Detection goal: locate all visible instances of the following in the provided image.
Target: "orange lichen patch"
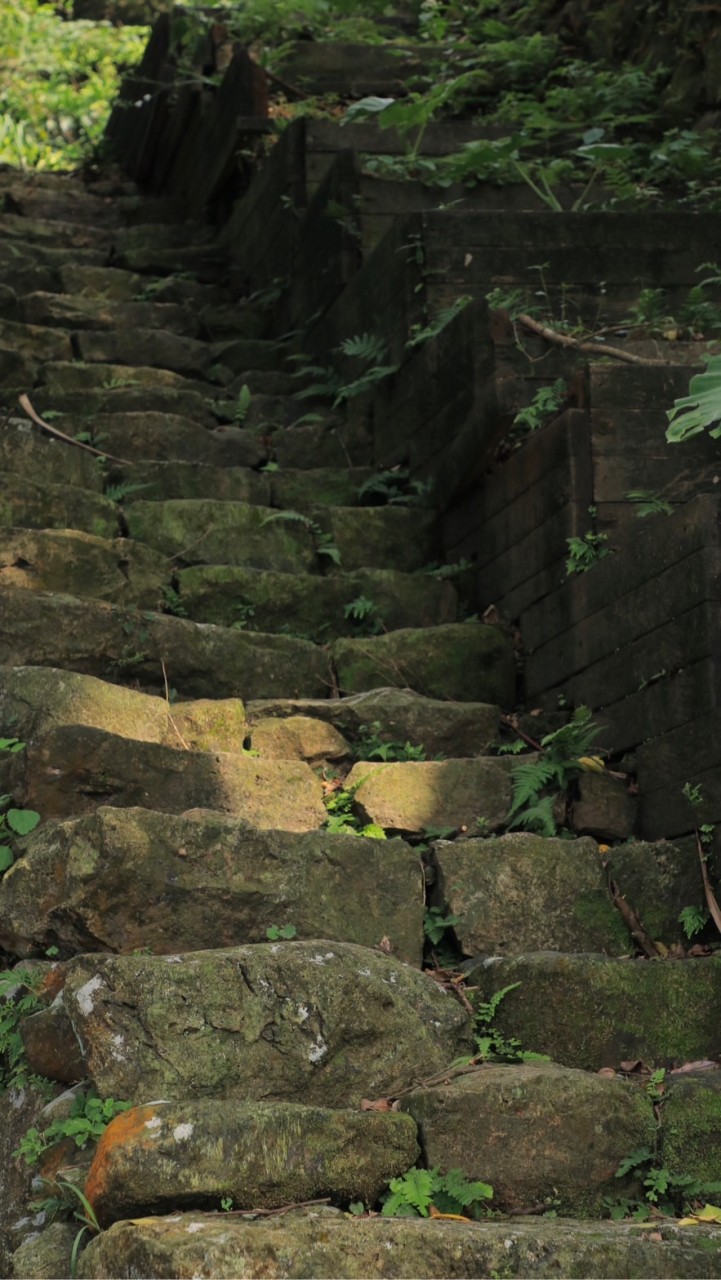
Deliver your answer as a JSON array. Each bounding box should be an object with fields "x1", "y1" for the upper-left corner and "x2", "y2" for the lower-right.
[
  {"x1": 85, "y1": 1105, "x2": 162, "y2": 1206},
  {"x1": 39, "y1": 966, "x2": 65, "y2": 1000}
]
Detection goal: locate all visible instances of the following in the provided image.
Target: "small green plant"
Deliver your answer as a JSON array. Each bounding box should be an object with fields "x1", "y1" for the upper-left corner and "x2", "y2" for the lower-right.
[
  {"x1": 625, "y1": 490, "x2": 674, "y2": 518},
  {"x1": 511, "y1": 379, "x2": 566, "y2": 436},
  {"x1": 565, "y1": 530, "x2": 611, "y2": 576},
  {"x1": 667, "y1": 355, "x2": 721, "y2": 444},
  {"x1": 265, "y1": 924, "x2": 297, "y2": 941},
  {"x1": 220, "y1": 1195, "x2": 234, "y2": 1212},
  {"x1": 353, "y1": 723, "x2": 426, "y2": 763},
  {"x1": 381, "y1": 1166, "x2": 493, "y2": 1219},
  {"x1": 463, "y1": 984, "x2": 550, "y2": 1066},
  {"x1": 609, "y1": 1147, "x2": 721, "y2": 1220},
  {"x1": 32, "y1": 1177, "x2": 102, "y2": 1277},
  {"x1": 683, "y1": 781, "x2": 704, "y2": 809},
  {"x1": 260, "y1": 510, "x2": 341, "y2": 566},
  {"x1": 424, "y1": 905, "x2": 462, "y2": 946},
  {"x1": 230, "y1": 603, "x2": 257, "y2": 631},
  {"x1": 628, "y1": 288, "x2": 673, "y2": 331},
  {"x1": 679, "y1": 905, "x2": 710, "y2": 939},
  {"x1": 0, "y1": 966, "x2": 44, "y2": 1090},
  {"x1": 507, "y1": 706, "x2": 603, "y2": 837},
  {"x1": 162, "y1": 586, "x2": 188, "y2": 618},
  {"x1": 406, "y1": 296, "x2": 473, "y2": 350},
  {"x1": 15, "y1": 1090, "x2": 132, "y2": 1165},
  {"x1": 343, "y1": 596, "x2": 384, "y2": 636},
  {"x1": 323, "y1": 780, "x2": 386, "y2": 839},
  {"x1": 646, "y1": 1068, "x2": 666, "y2": 1104},
  {"x1": 0, "y1": 737, "x2": 41, "y2": 874},
  {"x1": 104, "y1": 481, "x2": 151, "y2": 503},
  {"x1": 233, "y1": 384, "x2": 252, "y2": 424},
  {"x1": 357, "y1": 467, "x2": 432, "y2": 508}
]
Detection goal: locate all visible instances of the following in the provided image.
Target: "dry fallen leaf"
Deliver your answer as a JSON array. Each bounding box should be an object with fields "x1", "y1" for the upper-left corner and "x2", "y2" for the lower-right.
[
  {"x1": 429, "y1": 1206, "x2": 472, "y2": 1222},
  {"x1": 669, "y1": 1059, "x2": 719, "y2": 1075},
  {"x1": 597, "y1": 1067, "x2": 617, "y2": 1079},
  {"x1": 377, "y1": 936, "x2": 393, "y2": 954},
  {"x1": 360, "y1": 1098, "x2": 393, "y2": 1112}
]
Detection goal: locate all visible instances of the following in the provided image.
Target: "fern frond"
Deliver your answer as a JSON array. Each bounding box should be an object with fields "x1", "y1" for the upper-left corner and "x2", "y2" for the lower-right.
[
  {"x1": 508, "y1": 759, "x2": 557, "y2": 815},
  {"x1": 339, "y1": 332, "x2": 387, "y2": 362},
  {"x1": 508, "y1": 795, "x2": 557, "y2": 836}
]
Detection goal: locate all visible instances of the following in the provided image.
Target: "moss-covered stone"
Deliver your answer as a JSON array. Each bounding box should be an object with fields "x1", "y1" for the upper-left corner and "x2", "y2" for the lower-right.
[
  {"x1": 603, "y1": 838, "x2": 706, "y2": 947},
  {"x1": 125, "y1": 500, "x2": 317, "y2": 570},
  {"x1": 433, "y1": 833, "x2": 630, "y2": 956},
  {"x1": 74, "y1": 328, "x2": 224, "y2": 380},
  {"x1": 402, "y1": 1063, "x2": 656, "y2": 1216},
  {"x1": 77, "y1": 1211, "x2": 721, "y2": 1279},
  {"x1": 270, "y1": 467, "x2": 374, "y2": 510},
  {"x1": 0, "y1": 419, "x2": 103, "y2": 492},
  {"x1": 0, "y1": 590, "x2": 332, "y2": 699},
  {"x1": 0, "y1": 665, "x2": 246, "y2": 753},
  {"x1": 332, "y1": 623, "x2": 515, "y2": 704},
  {"x1": 247, "y1": 689, "x2": 500, "y2": 758},
  {"x1": 0, "y1": 473, "x2": 119, "y2": 540},
  {"x1": 0, "y1": 316, "x2": 72, "y2": 362},
  {"x1": 177, "y1": 565, "x2": 457, "y2": 637},
  {"x1": 318, "y1": 506, "x2": 438, "y2": 572},
  {"x1": 85, "y1": 1101, "x2": 419, "y2": 1225},
  {"x1": 346, "y1": 758, "x2": 513, "y2": 835},
  {"x1": 15, "y1": 724, "x2": 325, "y2": 828},
  {"x1": 107, "y1": 460, "x2": 270, "y2": 504},
  {"x1": 465, "y1": 953, "x2": 721, "y2": 1070},
  {"x1": 662, "y1": 1070, "x2": 721, "y2": 1183},
  {"x1": 11, "y1": 1223, "x2": 77, "y2": 1280},
  {"x1": 43, "y1": 942, "x2": 472, "y2": 1103},
  {"x1": 0, "y1": 806, "x2": 423, "y2": 962},
  {"x1": 250, "y1": 715, "x2": 350, "y2": 764},
  {"x1": 0, "y1": 529, "x2": 166, "y2": 608},
  {"x1": 38, "y1": 360, "x2": 213, "y2": 396}
]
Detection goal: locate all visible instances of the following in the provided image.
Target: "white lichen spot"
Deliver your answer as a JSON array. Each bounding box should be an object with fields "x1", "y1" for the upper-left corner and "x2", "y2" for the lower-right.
[
  {"x1": 186, "y1": 1222, "x2": 205, "y2": 1233},
  {"x1": 308, "y1": 1037, "x2": 327, "y2": 1063},
  {"x1": 173, "y1": 1123, "x2": 194, "y2": 1142},
  {"x1": 165, "y1": 955, "x2": 183, "y2": 964},
  {"x1": 309, "y1": 951, "x2": 336, "y2": 966},
  {"x1": 110, "y1": 1034, "x2": 128, "y2": 1061},
  {"x1": 144, "y1": 1116, "x2": 163, "y2": 1132},
  {"x1": 357, "y1": 968, "x2": 371, "y2": 977},
  {"x1": 75, "y1": 974, "x2": 104, "y2": 1015},
  {"x1": 297, "y1": 1004, "x2": 309, "y2": 1022}
]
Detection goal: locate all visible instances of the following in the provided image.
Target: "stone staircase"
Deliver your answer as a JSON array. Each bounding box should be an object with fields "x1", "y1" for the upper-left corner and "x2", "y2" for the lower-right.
[{"x1": 1, "y1": 27, "x2": 721, "y2": 1280}]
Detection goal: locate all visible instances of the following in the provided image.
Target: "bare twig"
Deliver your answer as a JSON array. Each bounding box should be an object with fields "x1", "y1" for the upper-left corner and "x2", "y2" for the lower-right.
[
  {"x1": 161, "y1": 658, "x2": 191, "y2": 751},
  {"x1": 697, "y1": 829, "x2": 721, "y2": 937},
  {"x1": 17, "y1": 394, "x2": 131, "y2": 464},
  {"x1": 609, "y1": 878, "x2": 664, "y2": 957},
  {"x1": 223, "y1": 1197, "x2": 331, "y2": 1218},
  {"x1": 516, "y1": 314, "x2": 669, "y2": 367}
]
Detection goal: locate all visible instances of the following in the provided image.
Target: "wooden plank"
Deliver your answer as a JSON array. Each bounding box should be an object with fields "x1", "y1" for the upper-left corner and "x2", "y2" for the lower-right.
[
  {"x1": 593, "y1": 453, "x2": 721, "y2": 504},
  {"x1": 424, "y1": 245, "x2": 720, "y2": 289},
  {"x1": 474, "y1": 500, "x2": 591, "y2": 610},
  {"x1": 420, "y1": 210, "x2": 721, "y2": 253}
]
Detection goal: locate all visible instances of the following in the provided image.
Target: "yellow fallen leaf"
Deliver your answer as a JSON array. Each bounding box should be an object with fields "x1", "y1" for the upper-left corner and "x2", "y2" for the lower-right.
[
  {"x1": 429, "y1": 1206, "x2": 472, "y2": 1222},
  {"x1": 578, "y1": 756, "x2": 605, "y2": 772},
  {"x1": 693, "y1": 1203, "x2": 721, "y2": 1223}
]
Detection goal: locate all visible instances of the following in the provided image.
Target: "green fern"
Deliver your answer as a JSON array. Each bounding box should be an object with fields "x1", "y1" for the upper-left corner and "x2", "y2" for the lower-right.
[
  {"x1": 507, "y1": 706, "x2": 602, "y2": 835},
  {"x1": 381, "y1": 1166, "x2": 492, "y2": 1218},
  {"x1": 339, "y1": 332, "x2": 387, "y2": 362}
]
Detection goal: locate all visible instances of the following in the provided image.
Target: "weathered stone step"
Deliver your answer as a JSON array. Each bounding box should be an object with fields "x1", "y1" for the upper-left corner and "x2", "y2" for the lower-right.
[
  {"x1": 0, "y1": 529, "x2": 166, "y2": 608},
  {"x1": 0, "y1": 666, "x2": 246, "y2": 754},
  {"x1": 73, "y1": 328, "x2": 231, "y2": 380},
  {"x1": 0, "y1": 419, "x2": 104, "y2": 492},
  {"x1": 211, "y1": 338, "x2": 289, "y2": 375},
  {"x1": 0, "y1": 239, "x2": 106, "y2": 273},
  {"x1": 467, "y1": 952, "x2": 721, "y2": 1070},
  {"x1": 18, "y1": 291, "x2": 202, "y2": 337},
  {"x1": 72, "y1": 1211, "x2": 721, "y2": 1280},
  {"x1": 12, "y1": 389, "x2": 218, "y2": 431},
  {"x1": 108, "y1": 242, "x2": 228, "y2": 281},
  {"x1": 85, "y1": 1099, "x2": 418, "y2": 1226},
  {"x1": 125, "y1": 499, "x2": 317, "y2": 570},
  {"x1": 105, "y1": 462, "x2": 374, "y2": 507},
  {"x1": 276, "y1": 40, "x2": 436, "y2": 98},
  {"x1": 125, "y1": 500, "x2": 439, "y2": 573},
  {"x1": 57, "y1": 264, "x2": 231, "y2": 309},
  {"x1": 0, "y1": 589, "x2": 332, "y2": 700},
  {"x1": 247, "y1": 688, "x2": 500, "y2": 759},
  {"x1": 0, "y1": 472, "x2": 119, "y2": 539},
  {"x1": 431, "y1": 832, "x2": 703, "y2": 957},
  {"x1": 3, "y1": 181, "x2": 188, "y2": 228},
  {"x1": 22, "y1": 942, "x2": 470, "y2": 1102},
  {"x1": 0, "y1": 807, "x2": 422, "y2": 961},
  {"x1": 176, "y1": 564, "x2": 457, "y2": 636},
  {"x1": 331, "y1": 623, "x2": 516, "y2": 705},
  {"x1": 12, "y1": 724, "x2": 327, "y2": 829},
  {"x1": 36, "y1": 359, "x2": 223, "y2": 397},
  {"x1": 3, "y1": 212, "x2": 111, "y2": 250},
  {"x1": 345, "y1": 757, "x2": 514, "y2": 834}
]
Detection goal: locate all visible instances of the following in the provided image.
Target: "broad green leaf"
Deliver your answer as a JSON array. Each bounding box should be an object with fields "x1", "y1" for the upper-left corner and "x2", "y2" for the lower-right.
[
  {"x1": 666, "y1": 357, "x2": 721, "y2": 442},
  {"x1": 0, "y1": 846, "x2": 14, "y2": 872},
  {"x1": 7, "y1": 808, "x2": 41, "y2": 835}
]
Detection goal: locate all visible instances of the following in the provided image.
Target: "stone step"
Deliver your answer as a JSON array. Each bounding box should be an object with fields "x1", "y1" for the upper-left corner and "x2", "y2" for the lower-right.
[
  {"x1": 58, "y1": 264, "x2": 232, "y2": 308},
  {"x1": 103, "y1": 462, "x2": 375, "y2": 507},
  {"x1": 2, "y1": 181, "x2": 188, "y2": 228},
  {"x1": 106, "y1": 458, "x2": 272, "y2": 504},
  {"x1": 12, "y1": 724, "x2": 326, "y2": 829},
  {"x1": 276, "y1": 40, "x2": 437, "y2": 98},
  {"x1": 0, "y1": 472, "x2": 120, "y2": 540},
  {"x1": 73, "y1": 328, "x2": 230, "y2": 380},
  {"x1": 0, "y1": 529, "x2": 167, "y2": 608},
  {"x1": 36, "y1": 360, "x2": 222, "y2": 397},
  {"x1": 331, "y1": 623, "x2": 516, "y2": 705},
  {"x1": 430, "y1": 832, "x2": 703, "y2": 957},
  {"x1": 18, "y1": 291, "x2": 203, "y2": 337},
  {"x1": 124, "y1": 500, "x2": 440, "y2": 573},
  {"x1": 84, "y1": 1099, "x2": 418, "y2": 1226},
  {"x1": 11, "y1": 389, "x2": 218, "y2": 430},
  {"x1": 108, "y1": 242, "x2": 228, "y2": 281},
  {"x1": 175, "y1": 564, "x2": 457, "y2": 637},
  {"x1": 0, "y1": 806, "x2": 422, "y2": 962},
  {"x1": 344, "y1": 757, "x2": 514, "y2": 835},
  {"x1": 71, "y1": 1211, "x2": 721, "y2": 1280},
  {"x1": 0, "y1": 666, "x2": 247, "y2": 754},
  {"x1": 3, "y1": 212, "x2": 111, "y2": 251},
  {"x1": 0, "y1": 589, "x2": 332, "y2": 700},
  {"x1": 20, "y1": 942, "x2": 470, "y2": 1102},
  {"x1": 0, "y1": 419, "x2": 104, "y2": 492},
  {"x1": 466, "y1": 952, "x2": 721, "y2": 1070},
  {"x1": 246, "y1": 688, "x2": 500, "y2": 759}
]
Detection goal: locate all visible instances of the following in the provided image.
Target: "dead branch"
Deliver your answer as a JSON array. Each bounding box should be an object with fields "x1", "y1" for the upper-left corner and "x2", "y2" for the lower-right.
[
  {"x1": 17, "y1": 394, "x2": 131, "y2": 464},
  {"x1": 516, "y1": 314, "x2": 669, "y2": 367}
]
